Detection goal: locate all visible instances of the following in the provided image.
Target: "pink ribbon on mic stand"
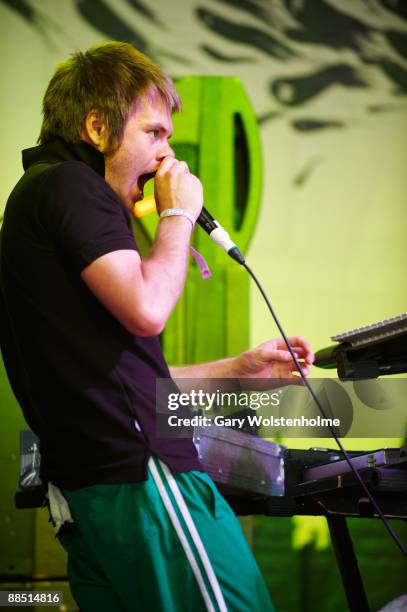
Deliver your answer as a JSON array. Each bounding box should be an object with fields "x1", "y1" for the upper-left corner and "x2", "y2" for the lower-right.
[{"x1": 189, "y1": 246, "x2": 212, "y2": 279}]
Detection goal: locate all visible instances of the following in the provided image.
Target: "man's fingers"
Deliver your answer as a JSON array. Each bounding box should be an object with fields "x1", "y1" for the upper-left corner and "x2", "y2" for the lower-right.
[
  {"x1": 172, "y1": 160, "x2": 189, "y2": 174},
  {"x1": 291, "y1": 346, "x2": 315, "y2": 363},
  {"x1": 258, "y1": 347, "x2": 314, "y2": 364},
  {"x1": 257, "y1": 337, "x2": 313, "y2": 358},
  {"x1": 283, "y1": 337, "x2": 314, "y2": 363},
  {"x1": 277, "y1": 336, "x2": 311, "y2": 350},
  {"x1": 156, "y1": 157, "x2": 190, "y2": 177},
  {"x1": 258, "y1": 348, "x2": 293, "y2": 363},
  {"x1": 155, "y1": 156, "x2": 178, "y2": 176}
]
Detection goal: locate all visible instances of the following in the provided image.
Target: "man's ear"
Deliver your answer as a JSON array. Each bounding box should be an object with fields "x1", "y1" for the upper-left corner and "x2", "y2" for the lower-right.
[{"x1": 82, "y1": 110, "x2": 109, "y2": 151}]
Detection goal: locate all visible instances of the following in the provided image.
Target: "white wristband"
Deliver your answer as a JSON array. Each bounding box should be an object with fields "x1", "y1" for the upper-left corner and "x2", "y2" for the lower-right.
[{"x1": 159, "y1": 208, "x2": 195, "y2": 229}]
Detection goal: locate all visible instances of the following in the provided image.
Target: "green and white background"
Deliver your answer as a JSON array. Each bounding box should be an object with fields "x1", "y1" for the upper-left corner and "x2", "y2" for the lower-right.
[{"x1": 0, "y1": 0, "x2": 406, "y2": 610}]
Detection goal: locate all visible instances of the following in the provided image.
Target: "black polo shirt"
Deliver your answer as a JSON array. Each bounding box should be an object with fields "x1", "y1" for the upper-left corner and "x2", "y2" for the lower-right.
[{"x1": 0, "y1": 138, "x2": 201, "y2": 489}]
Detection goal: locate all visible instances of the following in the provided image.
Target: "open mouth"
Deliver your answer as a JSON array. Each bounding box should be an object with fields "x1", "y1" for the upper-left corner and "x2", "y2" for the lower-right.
[{"x1": 137, "y1": 172, "x2": 156, "y2": 197}]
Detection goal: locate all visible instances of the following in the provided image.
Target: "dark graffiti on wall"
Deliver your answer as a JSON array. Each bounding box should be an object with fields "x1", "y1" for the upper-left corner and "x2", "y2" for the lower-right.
[
  {"x1": 196, "y1": 0, "x2": 407, "y2": 128},
  {"x1": 2, "y1": 0, "x2": 406, "y2": 132}
]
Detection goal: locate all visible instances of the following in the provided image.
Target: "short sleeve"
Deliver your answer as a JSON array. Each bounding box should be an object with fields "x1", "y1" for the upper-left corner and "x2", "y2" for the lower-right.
[{"x1": 44, "y1": 161, "x2": 137, "y2": 273}]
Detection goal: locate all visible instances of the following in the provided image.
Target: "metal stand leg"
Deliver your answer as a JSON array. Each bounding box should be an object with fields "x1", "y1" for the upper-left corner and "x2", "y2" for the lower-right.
[{"x1": 327, "y1": 516, "x2": 370, "y2": 612}]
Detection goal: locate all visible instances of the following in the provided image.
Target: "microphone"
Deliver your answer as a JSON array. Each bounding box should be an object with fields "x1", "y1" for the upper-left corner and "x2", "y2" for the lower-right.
[
  {"x1": 197, "y1": 208, "x2": 245, "y2": 264},
  {"x1": 133, "y1": 196, "x2": 245, "y2": 265}
]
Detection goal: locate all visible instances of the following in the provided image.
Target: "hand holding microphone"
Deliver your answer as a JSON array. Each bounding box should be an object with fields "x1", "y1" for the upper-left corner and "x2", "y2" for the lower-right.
[
  {"x1": 154, "y1": 157, "x2": 203, "y2": 229},
  {"x1": 134, "y1": 157, "x2": 245, "y2": 264}
]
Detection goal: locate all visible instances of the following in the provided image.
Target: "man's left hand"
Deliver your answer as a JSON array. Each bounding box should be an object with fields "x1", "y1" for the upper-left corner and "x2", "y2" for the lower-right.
[{"x1": 232, "y1": 336, "x2": 314, "y2": 381}]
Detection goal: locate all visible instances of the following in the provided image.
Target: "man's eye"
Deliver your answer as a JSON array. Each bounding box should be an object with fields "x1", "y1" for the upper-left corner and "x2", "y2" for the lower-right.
[{"x1": 149, "y1": 130, "x2": 159, "y2": 137}]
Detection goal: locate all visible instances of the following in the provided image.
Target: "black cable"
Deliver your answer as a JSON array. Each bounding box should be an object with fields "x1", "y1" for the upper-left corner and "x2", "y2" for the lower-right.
[{"x1": 242, "y1": 260, "x2": 407, "y2": 558}]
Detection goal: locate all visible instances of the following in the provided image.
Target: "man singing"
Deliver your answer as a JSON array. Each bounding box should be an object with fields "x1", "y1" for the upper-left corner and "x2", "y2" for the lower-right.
[{"x1": 0, "y1": 42, "x2": 313, "y2": 611}]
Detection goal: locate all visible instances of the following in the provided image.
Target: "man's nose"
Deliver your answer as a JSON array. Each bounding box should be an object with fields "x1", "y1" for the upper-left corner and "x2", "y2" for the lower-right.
[{"x1": 158, "y1": 142, "x2": 175, "y2": 160}]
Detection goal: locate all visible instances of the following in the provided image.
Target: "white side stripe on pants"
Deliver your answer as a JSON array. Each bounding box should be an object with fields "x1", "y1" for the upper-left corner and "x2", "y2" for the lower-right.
[
  {"x1": 148, "y1": 458, "x2": 215, "y2": 612},
  {"x1": 153, "y1": 458, "x2": 227, "y2": 612},
  {"x1": 149, "y1": 458, "x2": 227, "y2": 612}
]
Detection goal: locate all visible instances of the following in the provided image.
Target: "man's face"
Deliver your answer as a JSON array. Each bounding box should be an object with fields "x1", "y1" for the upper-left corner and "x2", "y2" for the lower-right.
[{"x1": 104, "y1": 92, "x2": 174, "y2": 210}]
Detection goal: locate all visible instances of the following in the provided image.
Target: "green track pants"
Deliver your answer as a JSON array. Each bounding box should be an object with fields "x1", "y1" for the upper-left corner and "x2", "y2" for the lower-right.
[{"x1": 58, "y1": 457, "x2": 274, "y2": 612}]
